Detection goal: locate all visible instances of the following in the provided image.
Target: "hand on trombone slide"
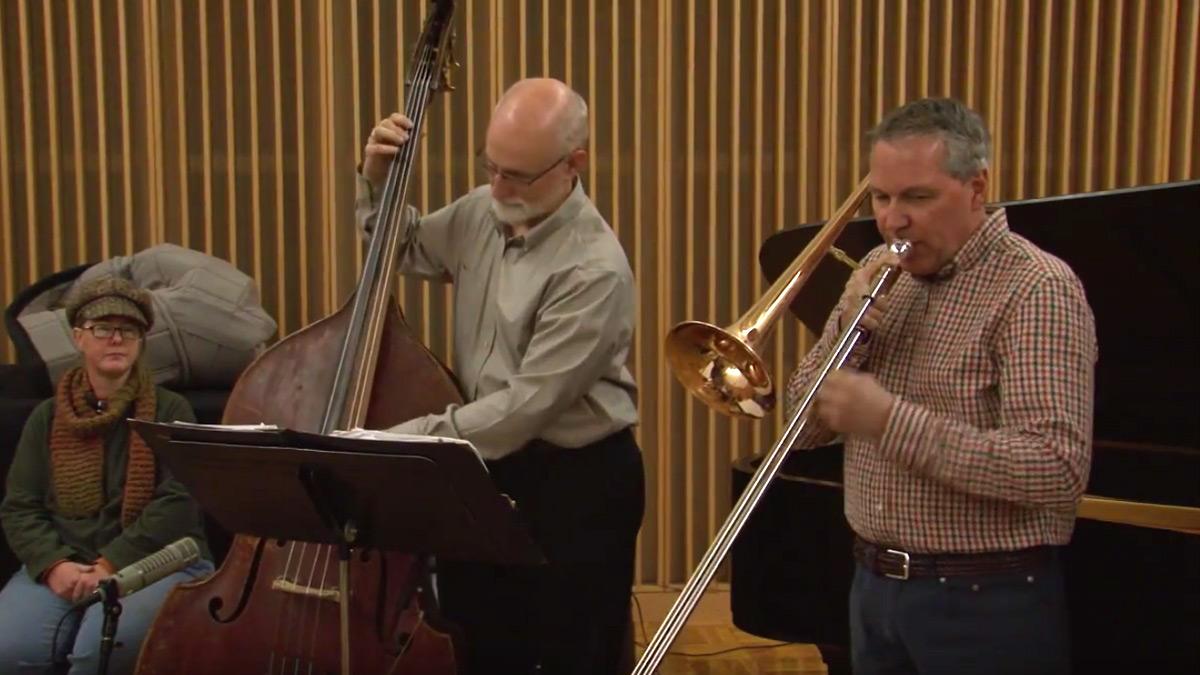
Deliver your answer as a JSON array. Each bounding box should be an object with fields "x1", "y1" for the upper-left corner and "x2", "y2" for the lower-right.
[
  {"x1": 836, "y1": 247, "x2": 902, "y2": 335},
  {"x1": 815, "y1": 370, "x2": 896, "y2": 442},
  {"x1": 821, "y1": 245, "x2": 904, "y2": 441}
]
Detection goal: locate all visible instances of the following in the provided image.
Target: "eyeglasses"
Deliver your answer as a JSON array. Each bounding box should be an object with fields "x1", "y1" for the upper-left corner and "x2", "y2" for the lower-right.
[
  {"x1": 476, "y1": 148, "x2": 569, "y2": 186},
  {"x1": 80, "y1": 323, "x2": 143, "y2": 341}
]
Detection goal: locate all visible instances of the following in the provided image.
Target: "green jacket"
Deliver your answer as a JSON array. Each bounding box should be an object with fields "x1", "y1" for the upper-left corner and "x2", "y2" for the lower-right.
[{"x1": 1, "y1": 387, "x2": 211, "y2": 580}]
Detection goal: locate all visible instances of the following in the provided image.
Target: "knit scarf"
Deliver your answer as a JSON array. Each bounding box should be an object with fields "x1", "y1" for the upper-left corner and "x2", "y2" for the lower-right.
[{"x1": 49, "y1": 365, "x2": 157, "y2": 527}]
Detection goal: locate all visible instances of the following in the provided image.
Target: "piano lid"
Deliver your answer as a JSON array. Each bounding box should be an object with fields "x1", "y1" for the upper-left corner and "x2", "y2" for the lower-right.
[{"x1": 759, "y1": 179, "x2": 1200, "y2": 450}]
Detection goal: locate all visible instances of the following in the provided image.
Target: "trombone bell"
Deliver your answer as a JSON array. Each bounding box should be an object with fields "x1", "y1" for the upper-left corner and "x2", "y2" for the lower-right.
[
  {"x1": 665, "y1": 321, "x2": 774, "y2": 419},
  {"x1": 664, "y1": 177, "x2": 874, "y2": 421}
]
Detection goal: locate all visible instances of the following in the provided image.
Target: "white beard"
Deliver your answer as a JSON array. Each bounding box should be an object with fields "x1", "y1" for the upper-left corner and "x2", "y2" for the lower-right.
[{"x1": 490, "y1": 198, "x2": 544, "y2": 224}]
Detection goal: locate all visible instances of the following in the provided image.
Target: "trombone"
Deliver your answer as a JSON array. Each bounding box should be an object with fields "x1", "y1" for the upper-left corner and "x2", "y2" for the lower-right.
[
  {"x1": 634, "y1": 178, "x2": 883, "y2": 673},
  {"x1": 633, "y1": 178, "x2": 1200, "y2": 674}
]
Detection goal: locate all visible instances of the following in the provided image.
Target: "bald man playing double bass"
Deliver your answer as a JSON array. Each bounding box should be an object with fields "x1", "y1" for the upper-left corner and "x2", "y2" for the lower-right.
[{"x1": 357, "y1": 78, "x2": 644, "y2": 675}]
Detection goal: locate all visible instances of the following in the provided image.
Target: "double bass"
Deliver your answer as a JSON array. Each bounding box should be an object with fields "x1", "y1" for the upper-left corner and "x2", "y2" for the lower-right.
[{"x1": 135, "y1": 3, "x2": 463, "y2": 673}]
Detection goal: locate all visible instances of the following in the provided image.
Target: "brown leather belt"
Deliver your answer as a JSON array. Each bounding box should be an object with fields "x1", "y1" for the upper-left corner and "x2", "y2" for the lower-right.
[{"x1": 853, "y1": 536, "x2": 1054, "y2": 580}]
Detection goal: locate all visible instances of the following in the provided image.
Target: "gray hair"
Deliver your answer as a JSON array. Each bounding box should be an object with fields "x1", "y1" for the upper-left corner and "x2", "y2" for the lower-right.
[
  {"x1": 868, "y1": 97, "x2": 990, "y2": 180},
  {"x1": 560, "y1": 90, "x2": 589, "y2": 153}
]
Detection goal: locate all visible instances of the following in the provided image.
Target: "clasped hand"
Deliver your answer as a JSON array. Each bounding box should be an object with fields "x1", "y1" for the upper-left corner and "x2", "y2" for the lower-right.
[{"x1": 45, "y1": 559, "x2": 115, "y2": 603}]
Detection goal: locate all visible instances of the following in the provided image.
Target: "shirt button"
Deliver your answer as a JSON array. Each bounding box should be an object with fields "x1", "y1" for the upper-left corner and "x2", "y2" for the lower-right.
[{"x1": 876, "y1": 503, "x2": 884, "y2": 512}]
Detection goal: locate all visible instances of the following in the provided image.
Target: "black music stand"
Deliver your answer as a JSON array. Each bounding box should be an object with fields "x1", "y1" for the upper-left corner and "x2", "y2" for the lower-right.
[{"x1": 130, "y1": 420, "x2": 543, "y2": 566}]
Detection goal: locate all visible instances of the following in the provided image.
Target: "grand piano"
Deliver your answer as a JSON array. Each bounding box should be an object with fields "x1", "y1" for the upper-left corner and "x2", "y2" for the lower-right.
[{"x1": 732, "y1": 179, "x2": 1200, "y2": 674}]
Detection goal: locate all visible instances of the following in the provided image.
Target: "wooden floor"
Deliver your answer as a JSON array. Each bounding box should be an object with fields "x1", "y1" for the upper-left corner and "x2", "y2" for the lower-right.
[{"x1": 631, "y1": 587, "x2": 828, "y2": 675}]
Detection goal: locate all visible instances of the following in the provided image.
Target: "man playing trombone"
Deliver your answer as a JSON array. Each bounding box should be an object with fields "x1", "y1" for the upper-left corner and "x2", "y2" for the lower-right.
[{"x1": 789, "y1": 97, "x2": 1098, "y2": 675}]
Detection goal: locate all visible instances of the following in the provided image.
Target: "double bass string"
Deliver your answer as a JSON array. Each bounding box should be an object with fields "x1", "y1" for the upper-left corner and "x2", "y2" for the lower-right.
[
  {"x1": 302, "y1": 541, "x2": 334, "y2": 672},
  {"x1": 274, "y1": 541, "x2": 322, "y2": 674},
  {"x1": 334, "y1": 16, "x2": 440, "y2": 438},
  {"x1": 263, "y1": 26, "x2": 444, "y2": 671},
  {"x1": 266, "y1": 539, "x2": 303, "y2": 672},
  {"x1": 373, "y1": 25, "x2": 440, "y2": 295}
]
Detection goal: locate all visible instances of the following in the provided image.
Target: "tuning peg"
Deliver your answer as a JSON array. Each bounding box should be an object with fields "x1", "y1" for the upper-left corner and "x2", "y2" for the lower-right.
[
  {"x1": 449, "y1": 28, "x2": 462, "y2": 69},
  {"x1": 439, "y1": 29, "x2": 459, "y2": 92}
]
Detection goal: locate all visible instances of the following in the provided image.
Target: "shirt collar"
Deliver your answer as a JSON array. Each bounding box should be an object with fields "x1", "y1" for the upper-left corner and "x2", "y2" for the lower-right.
[
  {"x1": 924, "y1": 207, "x2": 1008, "y2": 281},
  {"x1": 494, "y1": 180, "x2": 587, "y2": 252}
]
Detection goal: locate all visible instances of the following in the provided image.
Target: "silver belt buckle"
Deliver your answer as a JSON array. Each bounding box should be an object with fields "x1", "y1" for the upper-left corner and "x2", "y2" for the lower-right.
[{"x1": 883, "y1": 549, "x2": 910, "y2": 580}]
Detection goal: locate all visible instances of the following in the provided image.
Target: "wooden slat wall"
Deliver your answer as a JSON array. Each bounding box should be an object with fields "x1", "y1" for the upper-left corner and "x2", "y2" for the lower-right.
[{"x1": 1, "y1": 0, "x2": 1197, "y2": 587}]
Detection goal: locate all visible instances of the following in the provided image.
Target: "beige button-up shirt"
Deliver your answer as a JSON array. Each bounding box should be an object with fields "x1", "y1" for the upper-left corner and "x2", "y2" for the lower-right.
[{"x1": 356, "y1": 176, "x2": 639, "y2": 460}]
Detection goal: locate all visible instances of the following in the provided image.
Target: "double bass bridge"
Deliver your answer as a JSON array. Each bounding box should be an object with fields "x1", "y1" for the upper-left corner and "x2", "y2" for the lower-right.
[{"x1": 271, "y1": 577, "x2": 341, "y2": 602}]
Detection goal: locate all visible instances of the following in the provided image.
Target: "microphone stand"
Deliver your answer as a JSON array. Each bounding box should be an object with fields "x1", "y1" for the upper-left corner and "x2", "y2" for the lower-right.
[{"x1": 95, "y1": 577, "x2": 122, "y2": 675}]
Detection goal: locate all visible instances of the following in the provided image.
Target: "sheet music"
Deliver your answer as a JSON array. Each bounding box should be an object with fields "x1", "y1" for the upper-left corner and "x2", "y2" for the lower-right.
[
  {"x1": 167, "y1": 420, "x2": 281, "y2": 432},
  {"x1": 161, "y1": 422, "x2": 485, "y2": 465},
  {"x1": 330, "y1": 428, "x2": 485, "y2": 464},
  {"x1": 330, "y1": 427, "x2": 471, "y2": 445}
]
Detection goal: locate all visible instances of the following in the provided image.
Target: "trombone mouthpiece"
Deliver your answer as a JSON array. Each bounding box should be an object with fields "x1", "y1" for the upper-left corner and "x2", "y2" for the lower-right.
[{"x1": 889, "y1": 239, "x2": 912, "y2": 257}]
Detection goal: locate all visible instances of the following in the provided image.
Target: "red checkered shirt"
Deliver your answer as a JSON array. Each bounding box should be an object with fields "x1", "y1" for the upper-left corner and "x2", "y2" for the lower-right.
[{"x1": 787, "y1": 208, "x2": 1098, "y2": 553}]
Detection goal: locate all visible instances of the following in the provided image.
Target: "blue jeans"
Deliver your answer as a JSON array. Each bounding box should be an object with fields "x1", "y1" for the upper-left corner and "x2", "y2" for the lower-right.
[
  {"x1": 849, "y1": 555, "x2": 1070, "y2": 675},
  {"x1": 0, "y1": 561, "x2": 213, "y2": 675}
]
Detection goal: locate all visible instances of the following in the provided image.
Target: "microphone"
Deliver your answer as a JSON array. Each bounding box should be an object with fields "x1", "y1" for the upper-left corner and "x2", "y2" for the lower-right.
[{"x1": 77, "y1": 537, "x2": 201, "y2": 609}]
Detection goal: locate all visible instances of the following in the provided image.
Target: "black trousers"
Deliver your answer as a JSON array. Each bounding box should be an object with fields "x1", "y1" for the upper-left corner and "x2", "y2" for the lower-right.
[
  {"x1": 849, "y1": 551, "x2": 1070, "y2": 675},
  {"x1": 436, "y1": 428, "x2": 645, "y2": 675}
]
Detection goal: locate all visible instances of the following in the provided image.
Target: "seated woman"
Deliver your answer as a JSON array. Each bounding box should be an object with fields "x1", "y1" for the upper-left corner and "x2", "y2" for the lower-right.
[{"x1": 0, "y1": 276, "x2": 213, "y2": 674}]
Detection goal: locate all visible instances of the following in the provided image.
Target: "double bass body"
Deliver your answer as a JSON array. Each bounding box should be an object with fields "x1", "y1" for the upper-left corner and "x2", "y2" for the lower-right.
[{"x1": 134, "y1": 302, "x2": 463, "y2": 674}]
